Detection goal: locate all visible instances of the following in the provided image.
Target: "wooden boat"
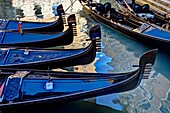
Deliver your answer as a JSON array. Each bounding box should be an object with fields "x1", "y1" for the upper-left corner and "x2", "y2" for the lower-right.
[
  {"x1": 0, "y1": 4, "x2": 65, "y2": 33},
  {"x1": 115, "y1": 0, "x2": 170, "y2": 29},
  {"x1": 127, "y1": 0, "x2": 170, "y2": 24},
  {"x1": 0, "y1": 48, "x2": 157, "y2": 109},
  {"x1": 0, "y1": 14, "x2": 76, "y2": 48},
  {"x1": 0, "y1": 25, "x2": 101, "y2": 69},
  {"x1": 79, "y1": 0, "x2": 170, "y2": 51}
]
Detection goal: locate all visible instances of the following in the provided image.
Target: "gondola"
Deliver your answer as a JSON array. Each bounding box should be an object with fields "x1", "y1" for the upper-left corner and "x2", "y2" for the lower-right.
[
  {"x1": 0, "y1": 14, "x2": 76, "y2": 48},
  {"x1": 128, "y1": 0, "x2": 170, "y2": 24},
  {"x1": 0, "y1": 48, "x2": 157, "y2": 110},
  {"x1": 115, "y1": 0, "x2": 170, "y2": 29},
  {"x1": 0, "y1": 25, "x2": 101, "y2": 69},
  {"x1": 79, "y1": 0, "x2": 170, "y2": 51},
  {"x1": 0, "y1": 4, "x2": 65, "y2": 33}
]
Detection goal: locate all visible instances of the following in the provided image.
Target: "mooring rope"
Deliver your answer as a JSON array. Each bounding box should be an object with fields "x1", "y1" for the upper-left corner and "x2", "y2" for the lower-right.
[{"x1": 64, "y1": 0, "x2": 78, "y2": 12}]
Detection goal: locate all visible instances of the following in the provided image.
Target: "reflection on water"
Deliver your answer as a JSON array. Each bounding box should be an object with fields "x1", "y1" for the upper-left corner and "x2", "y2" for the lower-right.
[
  {"x1": 15, "y1": 8, "x2": 25, "y2": 18},
  {"x1": 33, "y1": 4, "x2": 43, "y2": 19},
  {"x1": 0, "y1": 0, "x2": 170, "y2": 113},
  {"x1": 96, "y1": 93, "x2": 124, "y2": 111},
  {"x1": 95, "y1": 52, "x2": 114, "y2": 72},
  {"x1": 0, "y1": 0, "x2": 14, "y2": 19},
  {"x1": 3, "y1": 100, "x2": 124, "y2": 113}
]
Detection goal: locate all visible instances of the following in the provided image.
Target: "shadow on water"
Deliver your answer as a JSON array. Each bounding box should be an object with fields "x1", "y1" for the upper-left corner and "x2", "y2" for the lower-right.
[{"x1": 2, "y1": 101, "x2": 125, "y2": 113}]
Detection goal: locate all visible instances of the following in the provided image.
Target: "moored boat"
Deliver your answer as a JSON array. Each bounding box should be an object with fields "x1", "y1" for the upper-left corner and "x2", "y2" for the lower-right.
[
  {"x1": 79, "y1": 0, "x2": 170, "y2": 51},
  {"x1": 0, "y1": 25, "x2": 101, "y2": 69},
  {"x1": 115, "y1": 0, "x2": 170, "y2": 29},
  {"x1": 0, "y1": 48, "x2": 158, "y2": 109},
  {"x1": 0, "y1": 14, "x2": 76, "y2": 48},
  {"x1": 134, "y1": 0, "x2": 170, "y2": 24},
  {"x1": 0, "y1": 4, "x2": 65, "y2": 33}
]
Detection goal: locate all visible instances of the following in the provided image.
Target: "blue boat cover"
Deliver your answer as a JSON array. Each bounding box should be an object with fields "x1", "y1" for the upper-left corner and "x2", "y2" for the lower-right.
[
  {"x1": 144, "y1": 28, "x2": 170, "y2": 40},
  {"x1": 5, "y1": 20, "x2": 54, "y2": 30},
  {"x1": 0, "y1": 32, "x2": 5, "y2": 43},
  {"x1": 21, "y1": 79, "x2": 110, "y2": 97},
  {"x1": 0, "y1": 32, "x2": 64, "y2": 44},
  {"x1": 0, "y1": 19, "x2": 9, "y2": 30},
  {"x1": 0, "y1": 48, "x2": 84, "y2": 65}
]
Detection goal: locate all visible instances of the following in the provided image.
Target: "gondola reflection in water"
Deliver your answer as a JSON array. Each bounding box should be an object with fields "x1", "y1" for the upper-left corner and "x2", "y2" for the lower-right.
[{"x1": 0, "y1": 47, "x2": 157, "y2": 109}]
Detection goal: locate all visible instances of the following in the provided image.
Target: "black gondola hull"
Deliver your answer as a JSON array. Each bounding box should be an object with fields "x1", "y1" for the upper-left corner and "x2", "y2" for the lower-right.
[
  {"x1": 0, "y1": 25, "x2": 101, "y2": 69},
  {"x1": 0, "y1": 48, "x2": 157, "y2": 110},
  {"x1": 0, "y1": 4, "x2": 65, "y2": 33},
  {"x1": 0, "y1": 14, "x2": 77, "y2": 48},
  {"x1": 0, "y1": 45, "x2": 96, "y2": 69},
  {"x1": 0, "y1": 28, "x2": 73, "y2": 48},
  {"x1": 0, "y1": 70, "x2": 140, "y2": 110}
]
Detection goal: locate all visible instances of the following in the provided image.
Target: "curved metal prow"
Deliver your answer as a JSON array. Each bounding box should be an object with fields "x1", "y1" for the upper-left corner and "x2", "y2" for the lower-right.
[
  {"x1": 57, "y1": 4, "x2": 66, "y2": 24},
  {"x1": 57, "y1": 4, "x2": 65, "y2": 16},
  {"x1": 139, "y1": 49, "x2": 158, "y2": 68},
  {"x1": 89, "y1": 25, "x2": 101, "y2": 40},
  {"x1": 67, "y1": 14, "x2": 77, "y2": 36},
  {"x1": 139, "y1": 49, "x2": 158, "y2": 78},
  {"x1": 89, "y1": 25, "x2": 102, "y2": 52},
  {"x1": 67, "y1": 14, "x2": 76, "y2": 25}
]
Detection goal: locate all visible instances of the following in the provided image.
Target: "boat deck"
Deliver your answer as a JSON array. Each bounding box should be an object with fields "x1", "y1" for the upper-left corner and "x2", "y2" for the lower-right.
[
  {"x1": 144, "y1": 28, "x2": 170, "y2": 40},
  {"x1": 136, "y1": 0, "x2": 170, "y2": 14}
]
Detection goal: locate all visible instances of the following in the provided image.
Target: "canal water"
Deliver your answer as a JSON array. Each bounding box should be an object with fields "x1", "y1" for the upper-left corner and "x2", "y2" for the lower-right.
[{"x1": 0, "y1": 0, "x2": 170, "y2": 113}]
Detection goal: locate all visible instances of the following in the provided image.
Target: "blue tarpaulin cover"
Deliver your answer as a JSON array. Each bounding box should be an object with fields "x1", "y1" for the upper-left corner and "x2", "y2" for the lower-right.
[{"x1": 144, "y1": 28, "x2": 170, "y2": 40}]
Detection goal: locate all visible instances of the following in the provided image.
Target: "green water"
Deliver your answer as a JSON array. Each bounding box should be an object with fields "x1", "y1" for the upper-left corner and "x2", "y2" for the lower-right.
[{"x1": 0, "y1": 0, "x2": 170, "y2": 113}]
